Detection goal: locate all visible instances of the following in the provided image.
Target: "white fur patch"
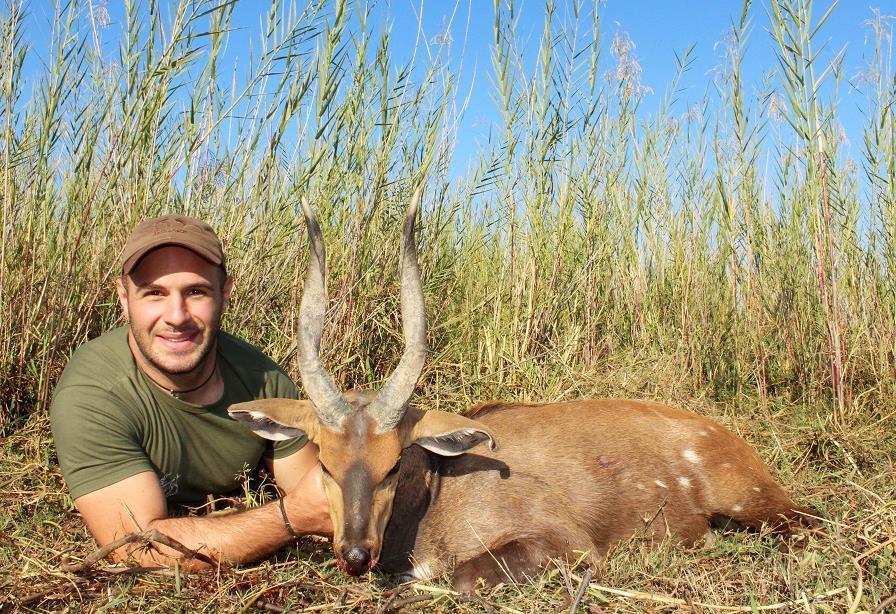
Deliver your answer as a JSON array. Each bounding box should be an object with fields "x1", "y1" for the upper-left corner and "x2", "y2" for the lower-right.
[
  {"x1": 412, "y1": 560, "x2": 435, "y2": 580},
  {"x1": 752, "y1": 486, "x2": 761, "y2": 492},
  {"x1": 732, "y1": 504, "x2": 743, "y2": 513},
  {"x1": 682, "y1": 449, "x2": 700, "y2": 464},
  {"x1": 654, "y1": 480, "x2": 668, "y2": 488},
  {"x1": 722, "y1": 462, "x2": 732, "y2": 469},
  {"x1": 635, "y1": 483, "x2": 646, "y2": 490},
  {"x1": 677, "y1": 476, "x2": 692, "y2": 488},
  {"x1": 245, "y1": 411, "x2": 296, "y2": 441}
]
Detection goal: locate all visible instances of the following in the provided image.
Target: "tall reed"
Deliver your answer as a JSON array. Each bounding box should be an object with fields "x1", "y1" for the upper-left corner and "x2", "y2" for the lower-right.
[{"x1": 1, "y1": 0, "x2": 893, "y2": 435}]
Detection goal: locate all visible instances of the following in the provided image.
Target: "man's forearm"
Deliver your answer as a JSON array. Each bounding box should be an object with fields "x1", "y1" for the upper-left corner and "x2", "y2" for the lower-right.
[
  {"x1": 118, "y1": 490, "x2": 330, "y2": 570},
  {"x1": 133, "y1": 499, "x2": 296, "y2": 570}
]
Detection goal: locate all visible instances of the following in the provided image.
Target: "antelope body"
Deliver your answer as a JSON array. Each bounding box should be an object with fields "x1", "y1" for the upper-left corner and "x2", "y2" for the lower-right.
[{"x1": 229, "y1": 193, "x2": 816, "y2": 591}]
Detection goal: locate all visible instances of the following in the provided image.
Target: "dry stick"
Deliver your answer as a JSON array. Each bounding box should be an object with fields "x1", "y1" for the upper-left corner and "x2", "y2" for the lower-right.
[
  {"x1": 384, "y1": 594, "x2": 436, "y2": 611},
  {"x1": 568, "y1": 568, "x2": 593, "y2": 613},
  {"x1": 376, "y1": 583, "x2": 412, "y2": 614},
  {"x1": 254, "y1": 599, "x2": 285, "y2": 613},
  {"x1": 19, "y1": 580, "x2": 85, "y2": 606},
  {"x1": 570, "y1": 573, "x2": 849, "y2": 612},
  {"x1": 875, "y1": 595, "x2": 896, "y2": 614},
  {"x1": 59, "y1": 529, "x2": 218, "y2": 573},
  {"x1": 454, "y1": 594, "x2": 498, "y2": 613},
  {"x1": 854, "y1": 536, "x2": 896, "y2": 563}
]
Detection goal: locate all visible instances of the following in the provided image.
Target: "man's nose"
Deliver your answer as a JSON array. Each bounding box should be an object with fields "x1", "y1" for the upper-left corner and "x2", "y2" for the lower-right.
[{"x1": 163, "y1": 294, "x2": 191, "y2": 325}]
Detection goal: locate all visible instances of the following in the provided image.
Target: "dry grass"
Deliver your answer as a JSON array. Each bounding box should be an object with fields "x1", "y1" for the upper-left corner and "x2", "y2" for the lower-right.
[{"x1": 2, "y1": 380, "x2": 893, "y2": 612}]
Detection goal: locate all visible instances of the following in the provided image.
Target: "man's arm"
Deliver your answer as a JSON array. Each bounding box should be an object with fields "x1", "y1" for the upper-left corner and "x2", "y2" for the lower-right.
[{"x1": 74, "y1": 443, "x2": 331, "y2": 570}]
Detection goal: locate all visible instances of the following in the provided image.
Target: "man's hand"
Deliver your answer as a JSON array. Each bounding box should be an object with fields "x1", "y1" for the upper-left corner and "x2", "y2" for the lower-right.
[
  {"x1": 73, "y1": 443, "x2": 331, "y2": 569},
  {"x1": 269, "y1": 442, "x2": 332, "y2": 535}
]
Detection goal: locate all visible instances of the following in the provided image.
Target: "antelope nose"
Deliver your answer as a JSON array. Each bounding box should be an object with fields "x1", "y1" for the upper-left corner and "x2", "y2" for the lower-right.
[{"x1": 343, "y1": 547, "x2": 372, "y2": 575}]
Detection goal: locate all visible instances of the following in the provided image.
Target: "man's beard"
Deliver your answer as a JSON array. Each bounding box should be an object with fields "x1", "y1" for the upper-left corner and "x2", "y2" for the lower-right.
[{"x1": 131, "y1": 318, "x2": 220, "y2": 377}]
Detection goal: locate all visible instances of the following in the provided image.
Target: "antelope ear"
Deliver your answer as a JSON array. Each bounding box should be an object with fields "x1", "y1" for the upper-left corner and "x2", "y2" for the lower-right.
[
  {"x1": 228, "y1": 399, "x2": 321, "y2": 443},
  {"x1": 400, "y1": 407, "x2": 496, "y2": 456}
]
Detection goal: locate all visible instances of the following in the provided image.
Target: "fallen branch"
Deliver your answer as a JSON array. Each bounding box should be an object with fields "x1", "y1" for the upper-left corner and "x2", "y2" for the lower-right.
[
  {"x1": 19, "y1": 581, "x2": 82, "y2": 606},
  {"x1": 454, "y1": 593, "x2": 498, "y2": 613},
  {"x1": 59, "y1": 529, "x2": 218, "y2": 573},
  {"x1": 569, "y1": 568, "x2": 593, "y2": 613},
  {"x1": 253, "y1": 599, "x2": 285, "y2": 613},
  {"x1": 384, "y1": 594, "x2": 436, "y2": 611},
  {"x1": 376, "y1": 583, "x2": 411, "y2": 614},
  {"x1": 874, "y1": 595, "x2": 896, "y2": 614},
  {"x1": 571, "y1": 573, "x2": 849, "y2": 612}
]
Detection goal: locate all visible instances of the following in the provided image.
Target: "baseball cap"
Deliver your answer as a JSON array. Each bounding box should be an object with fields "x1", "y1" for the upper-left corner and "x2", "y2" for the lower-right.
[{"x1": 121, "y1": 214, "x2": 225, "y2": 275}]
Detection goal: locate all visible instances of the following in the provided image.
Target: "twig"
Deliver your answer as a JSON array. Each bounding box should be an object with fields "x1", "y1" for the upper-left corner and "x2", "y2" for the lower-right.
[
  {"x1": 98, "y1": 565, "x2": 179, "y2": 576},
  {"x1": 854, "y1": 536, "x2": 896, "y2": 563},
  {"x1": 454, "y1": 594, "x2": 498, "y2": 613},
  {"x1": 18, "y1": 578, "x2": 86, "y2": 606},
  {"x1": 572, "y1": 573, "x2": 849, "y2": 612},
  {"x1": 874, "y1": 595, "x2": 896, "y2": 614},
  {"x1": 385, "y1": 594, "x2": 436, "y2": 611},
  {"x1": 254, "y1": 599, "x2": 285, "y2": 613},
  {"x1": 569, "y1": 568, "x2": 593, "y2": 613},
  {"x1": 377, "y1": 583, "x2": 411, "y2": 614},
  {"x1": 59, "y1": 529, "x2": 219, "y2": 573}
]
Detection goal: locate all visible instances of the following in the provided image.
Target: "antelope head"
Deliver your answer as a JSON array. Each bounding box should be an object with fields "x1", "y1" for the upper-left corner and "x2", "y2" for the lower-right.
[{"x1": 229, "y1": 191, "x2": 495, "y2": 576}]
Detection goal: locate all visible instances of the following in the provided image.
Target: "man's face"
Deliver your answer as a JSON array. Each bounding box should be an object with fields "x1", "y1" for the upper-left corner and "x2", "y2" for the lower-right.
[{"x1": 115, "y1": 246, "x2": 233, "y2": 376}]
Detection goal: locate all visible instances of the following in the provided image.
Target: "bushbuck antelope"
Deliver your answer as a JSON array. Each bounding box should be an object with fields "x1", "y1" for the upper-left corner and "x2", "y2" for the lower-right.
[{"x1": 229, "y1": 192, "x2": 817, "y2": 591}]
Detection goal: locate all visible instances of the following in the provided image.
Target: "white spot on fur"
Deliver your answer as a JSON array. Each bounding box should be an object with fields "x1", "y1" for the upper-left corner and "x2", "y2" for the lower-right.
[
  {"x1": 635, "y1": 483, "x2": 646, "y2": 490},
  {"x1": 752, "y1": 486, "x2": 761, "y2": 492},
  {"x1": 732, "y1": 504, "x2": 743, "y2": 513},
  {"x1": 677, "y1": 476, "x2": 692, "y2": 488},
  {"x1": 722, "y1": 462, "x2": 732, "y2": 469},
  {"x1": 698, "y1": 431, "x2": 708, "y2": 437},
  {"x1": 654, "y1": 480, "x2": 668, "y2": 488},
  {"x1": 683, "y1": 449, "x2": 700, "y2": 463},
  {"x1": 412, "y1": 560, "x2": 435, "y2": 580}
]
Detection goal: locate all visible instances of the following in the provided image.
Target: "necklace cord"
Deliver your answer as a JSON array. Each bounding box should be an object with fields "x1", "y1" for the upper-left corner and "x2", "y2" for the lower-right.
[{"x1": 165, "y1": 363, "x2": 217, "y2": 398}]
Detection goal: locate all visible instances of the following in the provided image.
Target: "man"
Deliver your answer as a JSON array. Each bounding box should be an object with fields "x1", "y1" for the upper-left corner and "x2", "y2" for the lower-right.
[{"x1": 50, "y1": 214, "x2": 331, "y2": 569}]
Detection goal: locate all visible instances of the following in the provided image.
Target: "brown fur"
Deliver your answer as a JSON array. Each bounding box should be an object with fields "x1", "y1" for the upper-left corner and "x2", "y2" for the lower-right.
[
  {"x1": 380, "y1": 399, "x2": 817, "y2": 588},
  {"x1": 231, "y1": 396, "x2": 818, "y2": 589},
  {"x1": 464, "y1": 400, "x2": 543, "y2": 418}
]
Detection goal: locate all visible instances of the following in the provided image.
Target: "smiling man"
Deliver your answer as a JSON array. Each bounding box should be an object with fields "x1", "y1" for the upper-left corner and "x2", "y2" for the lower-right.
[{"x1": 50, "y1": 215, "x2": 331, "y2": 569}]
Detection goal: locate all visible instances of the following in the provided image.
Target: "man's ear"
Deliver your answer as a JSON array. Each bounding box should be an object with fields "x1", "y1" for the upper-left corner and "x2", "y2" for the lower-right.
[
  {"x1": 228, "y1": 399, "x2": 321, "y2": 443},
  {"x1": 400, "y1": 407, "x2": 496, "y2": 456},
  {"x1": 115, "y1": 276, "x2": 130, "y2": 321},
  {"x1": 222, "y1": 274, "x2": 234, "y2": 308}
]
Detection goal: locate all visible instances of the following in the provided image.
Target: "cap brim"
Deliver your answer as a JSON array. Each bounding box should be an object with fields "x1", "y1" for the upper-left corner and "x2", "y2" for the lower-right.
[{"x1": 122, "y1": 240, "x2": 223, "y2": 275}]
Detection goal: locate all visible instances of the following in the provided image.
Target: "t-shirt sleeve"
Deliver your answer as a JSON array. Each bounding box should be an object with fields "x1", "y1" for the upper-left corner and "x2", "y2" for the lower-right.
[
  {"x1": 50, "y1": 384, "x2": 156, "y2": 499},
  {"x1": 266, "y1": 369, "x2": 310, "y2": 460}
]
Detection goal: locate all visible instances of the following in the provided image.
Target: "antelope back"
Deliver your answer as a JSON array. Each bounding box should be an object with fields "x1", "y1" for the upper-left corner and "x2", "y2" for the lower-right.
[{"x1": 377, "y1": 398, "x2": 818, "y2": 590}]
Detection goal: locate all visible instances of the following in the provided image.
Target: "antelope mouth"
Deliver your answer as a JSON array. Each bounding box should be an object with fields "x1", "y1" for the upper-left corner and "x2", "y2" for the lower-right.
[{"x1": 336, "y1": 545, "x2": 381, "y2": 576}]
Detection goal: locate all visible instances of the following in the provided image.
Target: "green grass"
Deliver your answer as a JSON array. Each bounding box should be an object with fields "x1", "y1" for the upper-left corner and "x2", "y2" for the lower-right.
[{"x1": 1, "y1": 0, "x2": 895, "y2": 610}]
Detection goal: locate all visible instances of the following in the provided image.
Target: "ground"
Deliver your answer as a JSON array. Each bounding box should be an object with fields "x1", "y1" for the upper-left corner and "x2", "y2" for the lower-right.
[{"x1": 1, "y1": 392, "x2": 892, "y2": 612}]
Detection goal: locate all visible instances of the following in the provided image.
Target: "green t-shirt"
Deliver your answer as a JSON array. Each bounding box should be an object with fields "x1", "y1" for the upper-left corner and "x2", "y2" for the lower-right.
[{"x1": 50, "y1": 326, "x2": 307, "y2": 504}]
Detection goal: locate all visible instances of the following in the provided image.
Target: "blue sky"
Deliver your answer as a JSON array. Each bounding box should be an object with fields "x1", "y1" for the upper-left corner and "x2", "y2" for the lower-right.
[
  {"x1": 370, "y1": 0, "x2": 884, "y2": 174},
  {"x1": 20, "y1": 1, "x2": 891, "y2": 176}
]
